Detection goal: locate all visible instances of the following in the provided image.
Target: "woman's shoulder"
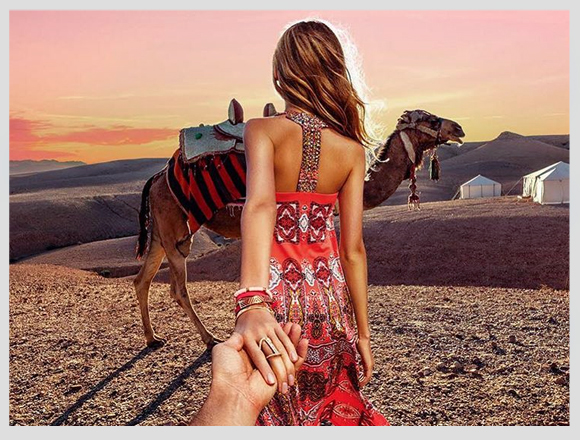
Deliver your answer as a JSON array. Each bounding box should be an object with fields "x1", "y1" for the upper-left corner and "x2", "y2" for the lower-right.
[
  {"x1": 243, "y1": 114, "x2": 296, "y2": 140},
  {"x1": 245, "y1": 113, "x2": 286, "y2": 128},
  {"x1": 323, "y1": 128, "x2": 366, "y2": 159}
]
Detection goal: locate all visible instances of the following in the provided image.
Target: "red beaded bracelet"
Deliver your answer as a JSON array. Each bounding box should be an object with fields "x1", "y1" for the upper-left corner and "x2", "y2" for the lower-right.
[{"x1": 236, "y1": 290, "x2": 271, "y2": 302}]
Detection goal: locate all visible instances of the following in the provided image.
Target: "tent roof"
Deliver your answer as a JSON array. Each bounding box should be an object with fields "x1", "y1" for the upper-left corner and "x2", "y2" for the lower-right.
[
  {"x1": 461, "y1": 174, "x2": 501, "y2": 186},
  {"x1": 539, "y1": 162, "x2": 569, "y2": 181},
  {"x1": 524, "y1": 161, "x2": 568, "y2": 179}
]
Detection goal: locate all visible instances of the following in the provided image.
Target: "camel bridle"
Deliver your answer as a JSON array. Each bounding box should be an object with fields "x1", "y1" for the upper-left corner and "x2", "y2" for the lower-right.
[{"x1": 397, "y1": 117, "x2": 444, "y2": 165}]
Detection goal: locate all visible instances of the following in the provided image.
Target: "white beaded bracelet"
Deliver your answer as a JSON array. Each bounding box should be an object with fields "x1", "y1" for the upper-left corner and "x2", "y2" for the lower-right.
[{"x1": 234, "y1": 286, "x2": 274, "y2": 300}]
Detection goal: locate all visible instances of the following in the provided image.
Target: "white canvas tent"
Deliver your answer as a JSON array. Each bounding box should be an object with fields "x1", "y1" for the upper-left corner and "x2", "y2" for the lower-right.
[
  {"x1": 522, "y1": 161, "x2": 569, "y2": 205},
  {"x1": 460, "y1": 175, "x2": 502, "y2": 199}
]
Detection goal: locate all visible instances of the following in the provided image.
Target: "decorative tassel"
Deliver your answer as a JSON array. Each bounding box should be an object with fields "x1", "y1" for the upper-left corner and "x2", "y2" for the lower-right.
[{"x1": 429, "y1": 151, "x2": 440, "y2": 181}]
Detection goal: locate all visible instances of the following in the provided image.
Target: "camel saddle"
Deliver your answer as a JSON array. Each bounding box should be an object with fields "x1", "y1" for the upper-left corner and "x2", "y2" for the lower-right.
[{"x1": 180, "y1": 99, "x2": 277, "y2": 163}]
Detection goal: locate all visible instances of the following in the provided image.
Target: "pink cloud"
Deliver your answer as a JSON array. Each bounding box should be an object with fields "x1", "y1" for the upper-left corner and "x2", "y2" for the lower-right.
[
  {"x1": 9, "y1": 115, "x2": 176, "y2": 161},
  {"x1": 9, "y1": 117, "x2": 59, "y2": 160},
  {"x1": 47, "y1": 125, "x2": 175, "y2": 145},
  {"x1": 10, "y1": 117, "x2": 52, "y2": 144}
]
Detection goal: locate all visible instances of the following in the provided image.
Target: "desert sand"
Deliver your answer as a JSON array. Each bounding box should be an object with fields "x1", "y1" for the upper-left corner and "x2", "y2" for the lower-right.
[
  {"x1": 9, "y1": 196, "x2": 569, "y2": 426},
  {"x1": 10, "y1": 158, "x2": 167, "y2": 260},
  {"x1": 9, "y1": 263, "x2": 569, "y2": 426}
]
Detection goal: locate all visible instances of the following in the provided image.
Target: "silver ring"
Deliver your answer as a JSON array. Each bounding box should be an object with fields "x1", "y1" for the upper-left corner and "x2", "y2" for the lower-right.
[{"x1": 258, "y1": 336, "x2": 280, "y2": 356}]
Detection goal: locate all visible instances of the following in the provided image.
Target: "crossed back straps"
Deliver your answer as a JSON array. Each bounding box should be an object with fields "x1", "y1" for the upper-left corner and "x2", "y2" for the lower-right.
[{"x1": 281, "y1": 109, "x2": 329, "y2": 193}]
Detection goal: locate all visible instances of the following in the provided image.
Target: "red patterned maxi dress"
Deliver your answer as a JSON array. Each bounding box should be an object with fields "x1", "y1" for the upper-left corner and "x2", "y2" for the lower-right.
[{"x1": 256, "y1": 110, "x2": 389, "y2": 426}]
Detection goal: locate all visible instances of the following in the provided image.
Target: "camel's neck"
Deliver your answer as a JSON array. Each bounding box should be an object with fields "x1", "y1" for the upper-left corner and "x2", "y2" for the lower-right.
[{"x1": 363, "y1": 131, "x2": 433, "y2": 210}]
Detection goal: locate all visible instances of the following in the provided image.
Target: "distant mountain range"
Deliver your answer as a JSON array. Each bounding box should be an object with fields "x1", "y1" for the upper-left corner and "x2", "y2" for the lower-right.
[
  {"x1": 10, "y1": 159, "x2": 86, "y2": 176},
  {"x1": 9, "y1": 132, "x2": 569, "y2": 261}
]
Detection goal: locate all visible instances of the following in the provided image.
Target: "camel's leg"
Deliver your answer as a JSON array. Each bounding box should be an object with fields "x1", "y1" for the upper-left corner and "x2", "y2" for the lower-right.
[
  {"x1": 134, "y1": 234, "x2": 167, "y2": 348},
  {"x1": 148, "y1": 174, "x2": 219, "y2": 347},
  {"x1": 165, "y1": 244, "x2": 221, "y2": 348}
]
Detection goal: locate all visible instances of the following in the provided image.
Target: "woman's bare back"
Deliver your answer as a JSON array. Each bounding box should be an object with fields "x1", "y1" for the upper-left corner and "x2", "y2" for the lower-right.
[{"x1": 255, "y1": 113, "x2": 364, "y2": 195}]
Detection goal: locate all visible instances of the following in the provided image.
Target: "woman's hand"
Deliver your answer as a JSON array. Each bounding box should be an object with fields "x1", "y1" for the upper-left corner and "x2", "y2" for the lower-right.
[
  {"x1": 234, "y1": 307, "x2": 300, "y2": 394},
  {"x1": 356, "y1": 335, "x2": 374, "y2": 387}
]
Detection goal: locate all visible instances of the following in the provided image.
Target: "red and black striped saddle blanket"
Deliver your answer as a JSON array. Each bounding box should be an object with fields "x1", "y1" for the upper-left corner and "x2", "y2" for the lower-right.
[{"x1": 165, "y1": 148, "x2": 247, "y2": 233}]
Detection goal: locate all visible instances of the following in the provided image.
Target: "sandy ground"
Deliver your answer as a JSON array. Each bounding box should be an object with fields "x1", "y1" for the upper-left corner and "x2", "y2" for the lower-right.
[
  {"x1": 9, "y1": 184, "x2": 569, "y2": 426},
  {"x1": 9, "y1": 262, "x2": 568, "y2": 426}
]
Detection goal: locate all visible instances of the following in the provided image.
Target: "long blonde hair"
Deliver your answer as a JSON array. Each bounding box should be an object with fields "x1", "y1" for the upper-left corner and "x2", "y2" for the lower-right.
[{"x1": 273, "y1": 19, "x2": 382, "y2": 163}]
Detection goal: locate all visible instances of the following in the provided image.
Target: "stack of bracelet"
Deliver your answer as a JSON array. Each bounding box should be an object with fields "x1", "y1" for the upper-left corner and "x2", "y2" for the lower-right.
[{"x1": 234, "y1": 286, "x2": 275, "y2": 322}]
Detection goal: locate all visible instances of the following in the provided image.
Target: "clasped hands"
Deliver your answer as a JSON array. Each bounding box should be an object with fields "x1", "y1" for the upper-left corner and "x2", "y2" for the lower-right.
[
  {"x1": 190, "y1": 319, "x2": 308, "y2": 425},
  {"x1": 233, "y1": 308, "x2": 308, "y2": 395}
]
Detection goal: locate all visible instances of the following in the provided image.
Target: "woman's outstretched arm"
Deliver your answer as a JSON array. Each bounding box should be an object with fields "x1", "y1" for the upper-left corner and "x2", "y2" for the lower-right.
[
  {"x1": 239, "y1": 118, "x2": 277, "y2": 288},
  {"x1": 235, "y1": 118, "x2": 298, "y2": 394},
  {"x1": 337, "y1": 144, "x2": 374, "y2": 387}
]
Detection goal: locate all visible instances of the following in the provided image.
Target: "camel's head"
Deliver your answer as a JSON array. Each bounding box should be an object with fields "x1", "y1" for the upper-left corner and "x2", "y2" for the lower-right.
[
  {"x1": 396, "y1": 109, "x2": 465, "y2": 149},
  {"x1": 438, "y1": 117, "x2": 466, "y2": 145}
]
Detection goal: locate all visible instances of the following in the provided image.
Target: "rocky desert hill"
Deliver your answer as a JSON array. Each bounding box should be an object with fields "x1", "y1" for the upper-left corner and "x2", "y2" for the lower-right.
[
  {"x1": 10, "y1": 158, "x2": 167, "y2": 195},
  {"x1": 9, "y1": 159, "x2": 86, "y2": 176},
  {"x1": 9, "y1": 158, "x2": 168, "y2": 260},
  {"x1": 20, "y1": 196, "x2": 569, "y2": 290},
  {"x1": 22, "y1": 233, "x2": 225, "y2": 279},
  {"x1": 10, "y1": 133, "x2": 569, "y2": 262},
  {"x1": 525, "y1": 134, "x2": 569, "y2": 150}
]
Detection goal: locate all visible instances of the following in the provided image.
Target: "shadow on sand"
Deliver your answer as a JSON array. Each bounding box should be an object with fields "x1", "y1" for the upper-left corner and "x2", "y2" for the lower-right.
[
  {"x1": 50, "y1": 347, "x2": 211, "y2": 426},
  {"x1": 126, "y1": 349, "x2": 211, "y2": 425}
]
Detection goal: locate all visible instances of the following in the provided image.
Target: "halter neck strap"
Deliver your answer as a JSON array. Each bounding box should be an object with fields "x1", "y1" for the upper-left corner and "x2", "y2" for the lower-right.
[{"x1": 278, "y1": 110, "x2": 328, "y2": 192}]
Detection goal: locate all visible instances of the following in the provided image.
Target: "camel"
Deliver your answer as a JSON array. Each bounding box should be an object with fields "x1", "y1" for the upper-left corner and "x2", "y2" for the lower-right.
[{"x1": 133, "y1": 105, "x2": 465, "y2": 348}]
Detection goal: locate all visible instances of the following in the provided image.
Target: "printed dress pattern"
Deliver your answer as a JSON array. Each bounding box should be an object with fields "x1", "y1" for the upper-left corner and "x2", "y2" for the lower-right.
[{"x1": 256, "y1": 110, "x2": 389, "y2": 426}]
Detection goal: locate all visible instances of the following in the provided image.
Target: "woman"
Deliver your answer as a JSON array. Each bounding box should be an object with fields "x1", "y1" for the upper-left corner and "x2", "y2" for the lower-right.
[{"x1": 234, "y1": 19, "x2": 389, "y2": 426}]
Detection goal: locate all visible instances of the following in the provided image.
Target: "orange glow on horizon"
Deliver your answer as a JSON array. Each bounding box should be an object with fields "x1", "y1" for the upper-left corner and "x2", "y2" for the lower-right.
[{"x1": 10, "y1": 10, "x2": 569, "y2": 163}]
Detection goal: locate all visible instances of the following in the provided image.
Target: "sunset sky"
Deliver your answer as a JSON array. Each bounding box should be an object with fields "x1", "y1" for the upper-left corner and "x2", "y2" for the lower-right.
[{"x1": 9, "y1": 10, "x2": 569, "y2": 164}]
